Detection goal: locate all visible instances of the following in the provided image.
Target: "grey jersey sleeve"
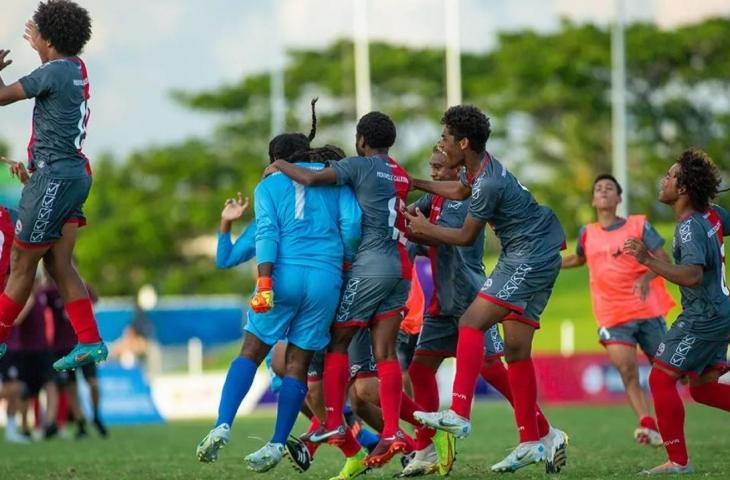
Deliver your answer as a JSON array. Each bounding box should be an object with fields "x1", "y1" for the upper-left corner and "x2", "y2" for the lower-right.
[
  {"x1": 468, "y1": 176, "x2": 502, "y2": 222},
  {"x1": 642, "y1": 221, "x2": 665, "y2": 251},
  {"x1": 677, "y1": 220, "x2": 708, "y2": 267},
  {"x1": 414, "y1": 193, "x2": 432, "y2": 217},
  {"x1": 19, "y1": 62, "x2": 59, "y2": 98},
  {"x1": 331, "y1": 156, "x2": 367, "y2": 188}
]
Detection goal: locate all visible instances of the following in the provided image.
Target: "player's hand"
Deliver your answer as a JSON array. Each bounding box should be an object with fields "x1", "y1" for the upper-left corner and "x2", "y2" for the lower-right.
[
  {"x1": 0, "y1": 49, "x2": 12, "y2": 71},
  {"x1": 1, "y1": 157, "x2": 30, "y2": 184},
  {"x1": 249, "y1": 277, "x2": 274, "y2": 314},
  {"x1": 404, "y1": 208, "x2": 429, "y2": 235},
  {"x1": 263, "y1": 161, "x2": 281, "y2": 178},
  {"x1": 221, "y1": 192, "x2": 249, "y2": 221},
  {"x1": 633, "y1": 274, "x2": 652, "y2": 301},
  {"x1": 623, "y1": 238, "x2": 650, "y2": 265},
  {"x1": 23, "y1": 20, "x2": 41, "y2": 51}
]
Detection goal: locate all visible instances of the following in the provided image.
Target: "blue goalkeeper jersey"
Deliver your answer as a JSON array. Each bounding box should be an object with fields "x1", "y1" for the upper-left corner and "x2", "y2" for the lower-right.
[{"x1": 254, "y1": 162, "x2": 361, "y2": 275}]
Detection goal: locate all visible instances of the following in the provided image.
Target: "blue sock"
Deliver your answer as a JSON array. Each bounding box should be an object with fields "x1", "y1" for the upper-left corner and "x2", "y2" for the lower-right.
[
  {"x1": 271, "y1": 377, "x2": 308, "y2": 445},
  {"x1": 216, "y1": 356, "x2": 258, "y2": 427},
  {"x1": 357, "y1": 427, "x2": 380, "y2": 449}
]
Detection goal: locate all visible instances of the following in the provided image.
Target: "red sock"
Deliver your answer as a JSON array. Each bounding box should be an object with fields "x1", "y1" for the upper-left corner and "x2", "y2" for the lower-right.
[
  {"x1": 640, "y1": 415, "x2": 659, "y2": 431},
  {"x1": 535, "y1": 405, "x2": 551, "y2": 438},
  {"x1": 65, "y1": 298, "x2": 101, "y2": 344},
  {"x1": 649, "y1": 368, "x2": 687, "y2": 465},
  {"x1": 337, "y1": 427, "x2": 361, "y2": 457},
  {"x1": 481, "y1": 359, "x2": 514, "y2": 403},
  {"x1": 400, "y1": 391, "x2": 423, "y2": 427},
  {"x1": 323, "y1": 352, "x2": 350, "y2": 430},
  {"x1": 451, "y1": 326, "x2": 484, "y2": 419},
  {"x1": 689, "y1": 381, "x2": 730, "y2": 412},
  {"x1": 507, "y1": 358, "x2": 540, "y2": 442},
  {"x1": 0, "y1": 293, "x2": 24, "y2": 343},
  {"x1": 305, "y1": 417, "x2": 321, "y2": 455},
  {"x1": 377, "y1": 359, "x2": 402, "y2": 437},
  {"x1": 409, "y1": 362, "x2": 439, "y2": 449}
]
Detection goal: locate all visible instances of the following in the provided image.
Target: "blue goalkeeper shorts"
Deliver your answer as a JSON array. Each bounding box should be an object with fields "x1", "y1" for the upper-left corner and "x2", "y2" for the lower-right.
[{"x1": 245, "y1": 264, "x2": 342, "y2": 351}]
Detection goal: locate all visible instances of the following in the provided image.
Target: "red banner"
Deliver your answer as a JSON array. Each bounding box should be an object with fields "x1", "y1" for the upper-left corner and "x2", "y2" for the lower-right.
[{"x1": 532, "y1": 353, "x2": 692, "y2": 404}]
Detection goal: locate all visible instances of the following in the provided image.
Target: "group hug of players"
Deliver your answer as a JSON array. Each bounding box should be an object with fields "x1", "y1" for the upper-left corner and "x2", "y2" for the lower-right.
[
  {"x1": 0, "y1": 1, "x2": 728, "y2": 478},
  {"x1": 194, "y1": 97, "x2": 730, "y2": 478}
]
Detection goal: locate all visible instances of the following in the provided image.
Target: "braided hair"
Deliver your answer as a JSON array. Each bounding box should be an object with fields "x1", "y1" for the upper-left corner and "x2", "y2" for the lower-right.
[{"x1": 267, "y1": 97, "x2": 319, "y2": 163}]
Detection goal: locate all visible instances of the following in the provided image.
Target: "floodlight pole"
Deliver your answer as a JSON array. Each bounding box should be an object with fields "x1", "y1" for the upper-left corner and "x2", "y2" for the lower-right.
[
  {"x1": 611, "y1": 0, "x2": 628, "y2": 216},
  {"x1": 445, "y1": 0, "x2": 462, "y2": 107},
  {"x1": 270, "y1": 0, "x2": 286, "y2": 136},
  {"x1": 353, "y1": 0, "x2": 372, "y2": 118}
]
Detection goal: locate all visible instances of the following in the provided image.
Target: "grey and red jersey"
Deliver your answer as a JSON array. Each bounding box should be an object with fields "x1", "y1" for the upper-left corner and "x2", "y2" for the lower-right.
[
  {"x1": 19, "y1": 57, "x2": 92, "y2": 177},
  {"x1": 413, "y1": 193, "x2": 485, "y2": 317},
  {"x1": 671, "y1": 204, "x2": 730, "y2": 339},
  {"x1": 460, "y1": 152, "x2": 565, "y2": 263},
  {"x1": 331, "y1": 154, "x2": 412, "y2": 279}
]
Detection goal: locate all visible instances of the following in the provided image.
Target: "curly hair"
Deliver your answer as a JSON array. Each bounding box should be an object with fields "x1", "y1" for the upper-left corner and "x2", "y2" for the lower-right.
[
  {"x1": 676, "y1": 148, "x2": 721, "y2": 212},
  {"x1": 34, "y1": 0, "x2": 92, "y2": 56},
  {"x1": 441, "y1": 105, "x2": 491, "y2": 153},
  {"x1": 356, "y1": 111, "x2": 396, "y2": 150},
  {"x1": 268, "y1": 98, "x2": 319, "y2": 163}
]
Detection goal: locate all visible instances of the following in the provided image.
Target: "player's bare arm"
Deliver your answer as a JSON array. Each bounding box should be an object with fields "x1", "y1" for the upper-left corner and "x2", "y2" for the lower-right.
[
  {"x1": 405, "y1": 209, "x2": 483, "y2": 246},
  {"x1": 0, "y1": 50, "x2": 27, "y2": 106},
  {"x1": 561, "y1": 253, "x2": 586, "y2": 269},
  {"x1": 1, "y1": 156, "x2": 30, "y2": 184},
  {"x1": 633, "y1": 247, "x2": 670, "y2": 300},
  {"x1": 623, "y1": 238, "x2": 702, "y2": 288},
  {"x1": 266, "y1": 159, "x2": 337, "y2": 186},
  {"x1": 411, "y1": 178, "x2": 471, "y2": 200}
]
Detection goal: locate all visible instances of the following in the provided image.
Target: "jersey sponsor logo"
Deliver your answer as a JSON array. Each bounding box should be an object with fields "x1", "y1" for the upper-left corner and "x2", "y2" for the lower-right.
[
  {"x1": 376, "y1": 171, "x2": 409, "y2": 184},
  {"x1": 447, "y1": 201, "x2": 463, "y2": 210},
  {"x1": 73, "y1": 78, "x2": 89, "y2": 87}
]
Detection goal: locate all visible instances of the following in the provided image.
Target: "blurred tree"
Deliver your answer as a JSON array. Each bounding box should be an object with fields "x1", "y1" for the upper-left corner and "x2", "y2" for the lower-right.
[{"x1": 77, "y1": 18, "x2": 730, "y2": 295}]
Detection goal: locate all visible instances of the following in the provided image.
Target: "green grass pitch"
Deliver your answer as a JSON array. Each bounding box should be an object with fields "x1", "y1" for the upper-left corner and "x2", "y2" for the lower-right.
[{"x1": 3, "y1": 402, "x2": 729, "y2": 479}]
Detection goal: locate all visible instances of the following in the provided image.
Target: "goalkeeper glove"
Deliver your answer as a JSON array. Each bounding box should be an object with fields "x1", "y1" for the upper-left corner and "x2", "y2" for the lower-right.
[{"x1": 249, "y1": 276, "x2": 274, "y2": 313}]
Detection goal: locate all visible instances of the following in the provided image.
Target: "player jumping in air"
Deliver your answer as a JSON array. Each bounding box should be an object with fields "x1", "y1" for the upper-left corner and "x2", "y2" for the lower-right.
[
  {"x1": 562, "y1": 173, "x2": 675, "y2": 446},
  {"x1": 0, "y1": 0, "x2": 107, "y2": 370},
  {"x1": 624, "y1": 149, "x2": 730, "y2": 475},
  {"x1": 406, "y1": 105, "x2": 568, "y2": 474}
]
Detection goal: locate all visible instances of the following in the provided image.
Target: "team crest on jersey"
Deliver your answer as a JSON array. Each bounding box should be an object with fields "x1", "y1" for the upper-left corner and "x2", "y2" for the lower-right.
[
  {"x1": 15, "y1": 219, "x2": 22, "y2": 235},
  {"x1": 656, "y1": 342, "x2": 665, "y2": 356}
]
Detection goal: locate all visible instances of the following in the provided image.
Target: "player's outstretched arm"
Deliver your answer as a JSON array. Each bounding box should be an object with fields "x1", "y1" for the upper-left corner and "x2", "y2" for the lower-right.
[
  {"x1": 405, "y1": 210, "x2": 483, "y2": 247},
  {"x1": 561, "y1": 254, "x2": 586, "y2": 269},
  {"x1": 0, "y1": 50, "x2": 27, "y2": 106},
  {"x1": 411, "y1": 178, "x2": 471, "y2": 200},
  {"x1": 623, "y1": 238, "x2": 703, "y2": 288},
  {"x1": 267, "y1": 160, "x2": 337, "y2": 186}
]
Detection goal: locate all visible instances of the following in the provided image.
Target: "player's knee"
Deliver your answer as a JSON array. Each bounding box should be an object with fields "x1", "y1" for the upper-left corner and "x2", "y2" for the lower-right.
[
  {"x1": 616, "y1": 362, "x2": 639, "y2": 383},
  {"x1": 503, "y1": 342, "x2": 531, "y2": 362},
  {"x1": 648, "y1": 366, "x2": 676, "y2": 392},
  {"x1": 353, "y1": 378, "x2": 378, "y2": 404}
]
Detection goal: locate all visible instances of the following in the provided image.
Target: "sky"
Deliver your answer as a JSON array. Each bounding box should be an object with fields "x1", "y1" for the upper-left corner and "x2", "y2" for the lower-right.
[{"x1": 1, "y1": 0, "x2": 728, "y2": 161}]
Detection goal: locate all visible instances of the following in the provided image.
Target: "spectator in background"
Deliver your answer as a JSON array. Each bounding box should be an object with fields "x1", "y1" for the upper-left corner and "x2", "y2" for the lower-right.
[
  {"x1": 17, "y1": 276, "x2": 59, "y2": 439},
  {"x1": 46, "y1": 268, "x2": 107, "y2": 438}
]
